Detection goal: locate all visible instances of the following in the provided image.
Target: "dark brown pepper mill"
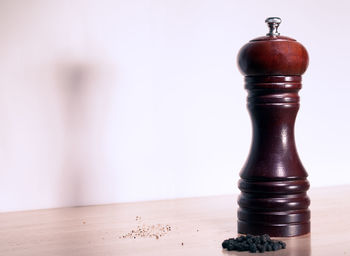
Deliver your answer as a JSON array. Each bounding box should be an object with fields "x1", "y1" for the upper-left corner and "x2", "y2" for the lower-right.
[{"x1": 237, "y1": 17, "x2": 310, "y2": 237}]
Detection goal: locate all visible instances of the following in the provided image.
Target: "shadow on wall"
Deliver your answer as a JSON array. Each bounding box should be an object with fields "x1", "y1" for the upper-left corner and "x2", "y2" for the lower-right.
[
  {"x1": 0, "y1": 0, "x2": 122, "y2": 211},
  {"x1": 54, "y1": 58, "x2": 117, "y2": 207}
]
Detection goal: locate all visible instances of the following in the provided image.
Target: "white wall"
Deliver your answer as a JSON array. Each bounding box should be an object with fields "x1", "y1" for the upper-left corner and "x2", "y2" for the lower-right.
[{"x1": 1, "y1": 0, "x2": 349, "y2": 212}]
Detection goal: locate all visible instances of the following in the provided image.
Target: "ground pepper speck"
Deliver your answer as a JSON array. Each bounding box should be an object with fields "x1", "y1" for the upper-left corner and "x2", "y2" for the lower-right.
[{"x1": 119, "y1": 216, "x2": 171, "y2": 239}]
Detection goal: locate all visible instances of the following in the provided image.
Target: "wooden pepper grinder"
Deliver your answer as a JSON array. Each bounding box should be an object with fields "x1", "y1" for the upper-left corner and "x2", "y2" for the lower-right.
[{"x1": 237, "y1": 17, "x2": 310, "y2": 237}]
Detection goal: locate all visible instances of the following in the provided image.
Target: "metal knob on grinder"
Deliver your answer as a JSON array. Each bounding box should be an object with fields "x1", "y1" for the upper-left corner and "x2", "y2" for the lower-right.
[{"x1": 265, "y1": 17, "x2": 282, "y2": 36}]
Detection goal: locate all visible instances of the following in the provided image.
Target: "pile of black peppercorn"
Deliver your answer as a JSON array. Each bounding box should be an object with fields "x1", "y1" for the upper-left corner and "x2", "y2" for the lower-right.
[{"x1": 222, "y1": 234, "x2": 286, "y2": 253}]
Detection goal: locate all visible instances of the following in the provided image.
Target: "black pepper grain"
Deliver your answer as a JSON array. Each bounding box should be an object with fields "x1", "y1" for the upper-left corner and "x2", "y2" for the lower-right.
[{"x1": 222, "y1": 234, "x2": 286, "y2": 253}]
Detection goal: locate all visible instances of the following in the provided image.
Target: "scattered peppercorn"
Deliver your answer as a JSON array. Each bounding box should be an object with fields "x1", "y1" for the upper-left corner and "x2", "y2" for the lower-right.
[
  {"x1": 118, "y1": 216, "x2": 172, "y2": 239},
  {"x1": 222, "y1": 234, "x2": 286, "y2": 253}
]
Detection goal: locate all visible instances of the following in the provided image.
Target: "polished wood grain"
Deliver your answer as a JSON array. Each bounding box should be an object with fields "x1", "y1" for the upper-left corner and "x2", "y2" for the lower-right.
[
  {"x1": 0, "y1": 185, "x2": 349, "y2": 256},
  {"x1": 237, "y1": 36, "x2": 309, "y2": 76},
  {"x1": 237, "y1": 33, "x2": 310, "y2": 236}
]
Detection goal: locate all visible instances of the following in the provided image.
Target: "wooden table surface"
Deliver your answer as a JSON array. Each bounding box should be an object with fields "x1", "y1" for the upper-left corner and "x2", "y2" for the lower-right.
[{"x1": 1, "y1": 185, "x2": 350, "y2": 256}]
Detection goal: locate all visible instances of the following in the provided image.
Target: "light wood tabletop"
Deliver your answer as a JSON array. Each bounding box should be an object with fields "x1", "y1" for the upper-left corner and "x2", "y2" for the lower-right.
[{"x1": 1, "y1": 185, "x2": 350, "y2": 256}]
